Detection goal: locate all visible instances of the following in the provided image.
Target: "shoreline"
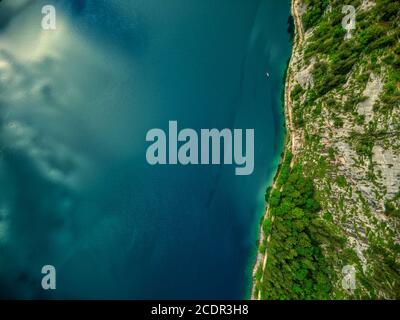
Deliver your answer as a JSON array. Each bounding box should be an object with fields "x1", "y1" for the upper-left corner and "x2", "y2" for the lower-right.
[{"x1": 251, "y1": 0, "x2": 303, "y2": 300}]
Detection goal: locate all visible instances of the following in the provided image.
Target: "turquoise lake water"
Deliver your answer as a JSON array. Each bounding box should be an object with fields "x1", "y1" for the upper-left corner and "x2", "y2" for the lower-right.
[{"x1": 0, "y1": 0, "x2": 291, "y2": 299}]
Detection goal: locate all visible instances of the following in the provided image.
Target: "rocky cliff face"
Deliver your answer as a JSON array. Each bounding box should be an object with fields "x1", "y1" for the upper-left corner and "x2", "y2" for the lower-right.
[{"x1": 255, "y1": 0, "x2": 399, "y2": 299}]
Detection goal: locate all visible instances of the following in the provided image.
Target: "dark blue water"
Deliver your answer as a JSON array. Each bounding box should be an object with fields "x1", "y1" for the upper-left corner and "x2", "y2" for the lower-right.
[{"x1": 0, "y1": 0, "x2": 291, "y2": 299}]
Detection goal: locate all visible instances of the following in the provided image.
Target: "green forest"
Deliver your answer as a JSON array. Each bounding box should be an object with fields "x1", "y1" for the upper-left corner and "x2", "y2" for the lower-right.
[{"x1": 255, "y1": 0, "x2": 400, "y2": 300}]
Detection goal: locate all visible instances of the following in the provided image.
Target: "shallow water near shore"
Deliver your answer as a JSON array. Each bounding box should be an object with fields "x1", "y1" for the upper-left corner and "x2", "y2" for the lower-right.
[{"x1": 0, "y1": 0, "x2": 291, "y2": 299}]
